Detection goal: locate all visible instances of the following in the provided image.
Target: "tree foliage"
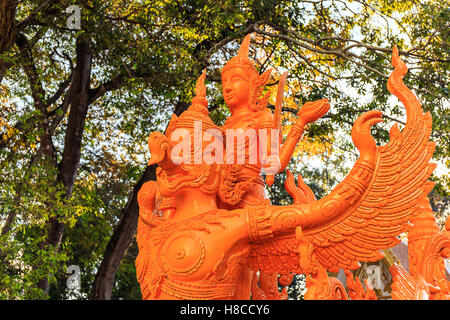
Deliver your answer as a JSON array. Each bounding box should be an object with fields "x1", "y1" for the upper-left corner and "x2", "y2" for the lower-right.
[{"x1": 0, "y1": 0, "x2": 448, "y2": 299}]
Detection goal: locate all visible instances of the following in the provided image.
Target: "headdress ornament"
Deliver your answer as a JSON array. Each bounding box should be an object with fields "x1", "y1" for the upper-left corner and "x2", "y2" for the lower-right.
[
  {"x1": 148, "y1": 70, "x2": 222, "y2": 167},
  {"x1": 221, "y1": 34, "x2": 259, "y2": 79},
  {"x1": 221, "y1": 34, "x2": 272, "y2": 112},
  {"x1": 166, "y1": 70, "x2": 221, "y2": 137}
]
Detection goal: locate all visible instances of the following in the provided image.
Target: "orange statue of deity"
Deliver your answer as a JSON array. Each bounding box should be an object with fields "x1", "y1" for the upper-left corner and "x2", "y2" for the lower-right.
[
  {"x1": 218, "y1": 34, "x2": 329, "y2": 296},
  {"x1": 218, "y1": 34, "x2": 329, "y2": 210},
  {"x1": 135, "y1": 42, "x2": 437, "y2": 300}
]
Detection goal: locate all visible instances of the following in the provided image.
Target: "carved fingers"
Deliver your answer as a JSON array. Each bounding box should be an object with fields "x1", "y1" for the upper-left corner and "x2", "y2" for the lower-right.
[
  {"x1": 351, "y1": 110, "x2": 383, "y2": 163},
  {"x1": 297, "y1": 98, "x2": 330, "y2": 127}
]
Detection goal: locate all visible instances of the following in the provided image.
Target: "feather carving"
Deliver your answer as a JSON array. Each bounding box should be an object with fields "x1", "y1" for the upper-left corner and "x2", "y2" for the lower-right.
[{"x1": 249, "y1": 47, "x2": 436, "y2": 274}]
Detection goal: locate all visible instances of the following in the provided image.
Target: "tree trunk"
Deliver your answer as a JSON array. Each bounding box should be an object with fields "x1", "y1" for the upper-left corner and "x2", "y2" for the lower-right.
[
  {"x1": 0, "y1": 59, "x2": 9, "y2": 85},
  {"x1": 37, "y1": 37, "x2": 93, "y2": 295},
  {"x1": 58, "y1": 37, "x2": 93, "y2": 197},
  {"x1": 0, "y1": 0, "x2": 16, "y2": 52},
  {"x1": 0, "y1": 1, "x2": 16, "y2": 85}
]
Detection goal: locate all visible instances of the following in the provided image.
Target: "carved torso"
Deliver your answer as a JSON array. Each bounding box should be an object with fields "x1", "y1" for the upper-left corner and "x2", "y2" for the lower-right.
[
  {"x1": 219, "y1": 109, "x2": 273, "y2": 208},
  {"x1": 222, "y1": 108, "x2": 273, "y2": 160}
]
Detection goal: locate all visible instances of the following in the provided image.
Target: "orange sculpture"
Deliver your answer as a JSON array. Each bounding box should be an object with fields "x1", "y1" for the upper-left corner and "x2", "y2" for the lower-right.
[
  {"x1": 135, "y1": 36, "x2": 438, "y2": 300},
  {"x1": 344, "y1": 270, "x2": 378, "y2": 300},
  {"x1": 218, "y1": 35, "x2": 329, "y2": 297},
  {"x1": 390, "y1": 194, "x2": 450, "y2": 300},
  {"x1": 218, "y1": 34, "x2": 329, "y2": 210}
]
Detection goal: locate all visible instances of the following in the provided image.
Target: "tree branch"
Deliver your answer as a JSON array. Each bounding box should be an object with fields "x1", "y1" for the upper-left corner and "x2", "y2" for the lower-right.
[{"x1": 46, "y1": 70, "x2": 74, "y2": 108}]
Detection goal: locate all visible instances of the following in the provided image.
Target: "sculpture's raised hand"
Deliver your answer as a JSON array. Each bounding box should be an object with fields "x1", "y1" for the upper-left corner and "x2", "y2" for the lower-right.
[
  {"x1": 297, "y1": 99, "x2": 330, "y2": 127},
  {"x1": 351, "y1": 110, "x2": 383, "y2": 163}
]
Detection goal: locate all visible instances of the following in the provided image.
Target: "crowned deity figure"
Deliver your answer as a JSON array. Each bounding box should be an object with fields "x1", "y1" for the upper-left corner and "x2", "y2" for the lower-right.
[
  {"x1": 218, "y1": 34, "x2": 330, "y2": 210},
  {"x1": 218, "y1": 34, "x2": 330, "y2": 297},
  {"x1": 135, "y1": 47, "x2": 436, "y2": 300}
]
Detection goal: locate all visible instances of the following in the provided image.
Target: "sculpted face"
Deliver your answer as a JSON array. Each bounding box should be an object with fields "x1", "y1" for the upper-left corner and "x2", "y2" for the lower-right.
[
  {"x1": 222, "y1": 67, "x2": 250, "y2": 110},
  {"x1": 155, "y1": 129, "x2": 221, "y2": 198}
]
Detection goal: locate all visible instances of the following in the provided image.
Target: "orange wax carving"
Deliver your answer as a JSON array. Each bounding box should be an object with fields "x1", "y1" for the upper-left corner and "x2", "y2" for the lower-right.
[{"x1": 135, "y1": 41, "x2": 439, "y2": 300}]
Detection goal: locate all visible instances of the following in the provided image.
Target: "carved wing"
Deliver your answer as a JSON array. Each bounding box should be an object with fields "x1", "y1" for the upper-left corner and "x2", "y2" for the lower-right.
[
  {"x1": 304, "y1": 47, "x2": 436, "y2": 272},
  {"x1": 249, "y1": 234, "x2": 302, "y2": 275}
]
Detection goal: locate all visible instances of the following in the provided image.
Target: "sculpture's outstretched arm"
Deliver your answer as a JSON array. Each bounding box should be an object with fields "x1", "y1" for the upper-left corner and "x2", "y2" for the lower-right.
[
  {"x1": 278, "y1": 99, "x2": 330, "y2": 172},
  {"x1": 247, "y1": 110, "x2": 382, "y2": 242},
  {"x1": 263, "y1": 99, "x2": 330, "y2": 185}
]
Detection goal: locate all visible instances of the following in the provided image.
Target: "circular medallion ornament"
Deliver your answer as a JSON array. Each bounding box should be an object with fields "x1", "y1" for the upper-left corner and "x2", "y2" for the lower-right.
[
  {"x1": 161, "y1": 232, "x2": 205, "y2": 276},
  {"x1": 272, "y1": 209, "x2": 299, "y2": 231}
]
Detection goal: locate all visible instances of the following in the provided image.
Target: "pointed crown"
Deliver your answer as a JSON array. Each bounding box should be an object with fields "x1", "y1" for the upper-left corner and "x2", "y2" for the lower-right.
[
  {"x1": 221, "y1": 34, "x2": 272, "y2": 112},
  {"x1": 166, "y1": 70, "x2": 221, "y2": 137},
  {"x1": 221, "y1": 34, "x2": 259, "y2": 79}
]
